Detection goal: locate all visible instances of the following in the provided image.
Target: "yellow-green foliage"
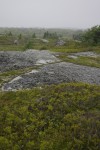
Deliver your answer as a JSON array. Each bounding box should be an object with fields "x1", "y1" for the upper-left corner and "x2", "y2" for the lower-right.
[{"x1": 0, "y1": 83, "x2": 100, "y2": 150}]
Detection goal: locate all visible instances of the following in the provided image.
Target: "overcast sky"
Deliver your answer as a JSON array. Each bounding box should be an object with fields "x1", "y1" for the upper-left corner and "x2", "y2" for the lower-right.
[{"x1": 0, "y1": 0, "x2": 100, "y2": 29}]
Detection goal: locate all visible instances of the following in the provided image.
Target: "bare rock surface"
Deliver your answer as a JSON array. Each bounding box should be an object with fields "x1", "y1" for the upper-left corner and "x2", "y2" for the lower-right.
[
  {"x1": 1, "y1": 50, "x2": 100, "y2": 91},
  {"x1": 2, "y1": 62, "x2": 100, "y2": 91},
  {"x1": 0, "y1": 49, "x2": 59, "y2": 72}
]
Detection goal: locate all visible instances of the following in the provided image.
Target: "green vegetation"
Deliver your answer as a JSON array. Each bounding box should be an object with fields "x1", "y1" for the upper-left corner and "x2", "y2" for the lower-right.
[
  {"x1": 43, "y1": 31, "x2": 58, "y2": 39},
  {"x1": 32, "y1": 33, "x2": 36, "y2": 38},
  {"x1": 0, "y1": 83, "x2": 100, "y2": 150},
  {"x1": 0, "y1": 26, "x2": 100, "y2": 149},
  {"x1": 0, "y1": 45, "x2": 24, "y2": 51},
  {"x1": 50, "y1": 42, "x2": 100, "y2": 68},
  {"x1": 0, "y1": 34, "x2": 53, "y2": 51},
  {"x1": 83, "y1": 25, "x2": 100, "y2": 45},
  {"x1": 0, "y1": 27, "x2": 84, "y2": 51},
  {"x1": 0, "y1": 26, "x2": 99, "y2": 53},
  {"x1": 25, "y1": 41, "x2": 33, "y2": 49},
  {"x1": 57, "y1": 53, "x2": 100, "y2": 68}
]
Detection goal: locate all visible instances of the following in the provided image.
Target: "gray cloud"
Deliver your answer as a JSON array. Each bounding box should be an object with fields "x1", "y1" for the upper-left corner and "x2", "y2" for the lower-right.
[{"x1": 0, "y1": 0, "x2": 100, "y2": 28}]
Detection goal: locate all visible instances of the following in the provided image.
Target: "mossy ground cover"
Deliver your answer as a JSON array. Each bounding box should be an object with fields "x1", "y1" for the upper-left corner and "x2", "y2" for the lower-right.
[
  {"x1": 0, "y1": 45, "x2": 25, "y2": 51},
  {"x1": 0, "y1": 83, "x2": 100, "y2": 150},
  {"x1": 58, "y1": 54, "x2": 100, "y2": 68},
  {"x1": 51, "y1": 45, "x2": 100, "y2": 53},
  {"x1": 0, "y1": 37, "x2": 53, "y2": 51},
  {"x1": 50, "y1": 45, "x2": 100, "y2": 68}
]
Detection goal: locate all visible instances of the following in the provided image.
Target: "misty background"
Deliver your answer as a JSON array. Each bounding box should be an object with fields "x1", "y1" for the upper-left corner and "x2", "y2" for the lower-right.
[{"x1": 0, "y1": 0, "x2": 100, "y2": 29}]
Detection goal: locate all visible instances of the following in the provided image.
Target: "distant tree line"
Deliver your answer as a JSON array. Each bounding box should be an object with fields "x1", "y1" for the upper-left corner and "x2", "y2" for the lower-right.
[{"x1": 43, "y1": 31, "x2": 58, "y2": 39}]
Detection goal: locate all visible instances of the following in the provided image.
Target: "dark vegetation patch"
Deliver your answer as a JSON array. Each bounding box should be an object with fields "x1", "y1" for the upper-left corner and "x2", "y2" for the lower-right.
[{"x1": 0, "y1": 83, "x2": 100, "y2": 150}]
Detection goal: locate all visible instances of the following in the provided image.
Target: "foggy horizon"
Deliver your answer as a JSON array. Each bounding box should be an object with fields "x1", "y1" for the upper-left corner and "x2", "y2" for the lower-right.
[{"x1": 0, "y1": 0, "x2": 100, "y2": 29}]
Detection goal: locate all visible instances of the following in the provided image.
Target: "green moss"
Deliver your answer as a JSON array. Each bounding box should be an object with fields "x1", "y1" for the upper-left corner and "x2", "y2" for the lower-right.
[{"x1": 51, "y1": 46, "x2": 100, "y2": 54}]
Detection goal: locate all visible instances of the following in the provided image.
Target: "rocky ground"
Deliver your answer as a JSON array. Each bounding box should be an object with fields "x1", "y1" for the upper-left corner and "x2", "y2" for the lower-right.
[
  {"x1": 0, "y1": 50, "x2": 100, "y2": 91},
  {"x1": 0, "y1": 50, "x2": 59, "y2": 72}
]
